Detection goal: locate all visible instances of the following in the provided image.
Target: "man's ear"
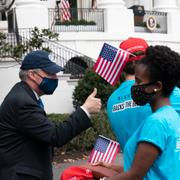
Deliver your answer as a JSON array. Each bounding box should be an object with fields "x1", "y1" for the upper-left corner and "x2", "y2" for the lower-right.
[
  {"x1": 27, "y1": 70, "x2": 39, "y2": 83},
  {"x1": 27, "y1": 70, "x2": 35, "y2": 80}
]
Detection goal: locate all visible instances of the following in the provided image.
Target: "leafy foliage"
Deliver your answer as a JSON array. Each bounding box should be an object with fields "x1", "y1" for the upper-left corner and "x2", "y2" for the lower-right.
[
  {"x1": 12, "y1": 44, "x2": 27, "y2": 60},
  {"x1": 0, "y1": 27, "x2": 59, "y2": 61},
  {"x1": 0, "y1": 32, "x2": 12, "y2": 58},
  {"x1": 135, "y1": 21, "x2": 161, "y2": 29},
  {"x1": 55, "y1": 19, "x2": 96, "y2": 26},
  {"x1": 28, "y1": 27, "x2": 59, "y2": 52},
  {"x1": 72, "y1": 68, "x2": 122, "y2": 109},
  {"x1": 48, "y1": 110, "x2": 116, "y2": 152}
]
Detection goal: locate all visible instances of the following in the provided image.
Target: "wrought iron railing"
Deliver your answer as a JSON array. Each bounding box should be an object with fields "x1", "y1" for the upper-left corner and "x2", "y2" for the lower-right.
[
  {"x1": 49, "y1": 8, "x2": 104, "y2": 32},
  {"x1": 0, "y1": 28, "x2": 31, "y2": 62},
  {"x1": 134, "y1": 10, "x2": 167, "y2": 33},
  {"x1": 42, "y1": 38, "x2": 95, "y2": 78},
  {"x1": 0, "y1": 29, "x2": 95, "y2": 78}
]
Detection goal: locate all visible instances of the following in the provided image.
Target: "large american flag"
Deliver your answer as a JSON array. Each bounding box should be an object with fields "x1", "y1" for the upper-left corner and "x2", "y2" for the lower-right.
[
  {"x1": 59, "y1": 0, "x2": 71, "y2": 21},
  {"x1": 88, "y1": 135, "x2": 120, "y2": 164},
  {"x1": 93, "y1": 43, "x2": 129, "y2": 86}
]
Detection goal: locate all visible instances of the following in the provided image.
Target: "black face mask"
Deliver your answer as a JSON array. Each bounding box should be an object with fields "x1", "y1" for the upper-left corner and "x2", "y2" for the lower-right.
[
  {"x1": 34, "y1": 72, "x2": 58, "y2": 95},
  {"x1": 131, "y1": 82, "x2": 157, "y2": 106}
]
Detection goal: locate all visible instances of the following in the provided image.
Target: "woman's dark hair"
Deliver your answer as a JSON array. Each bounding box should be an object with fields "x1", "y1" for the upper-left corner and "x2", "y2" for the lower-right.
[
  {"x1": 177, "y1": 81, "x2": 180, "y2": 89},
  {"x1": 138, "y1": 45, "x2": 180, "y2": 96}
]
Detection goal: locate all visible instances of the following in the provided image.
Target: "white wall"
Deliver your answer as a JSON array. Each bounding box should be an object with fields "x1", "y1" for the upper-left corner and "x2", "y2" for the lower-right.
[
  {"x1": 58, "y1": 32, "x2": 180, "y2": 59},
  {"x1": 1, "y1": 0, "x2": 180, "y2": 114},
  {"x1": 177, "y1": 0, "x2": 180, "y2": 10},
  {"x1": 15, "y1": 1, "x2": 49, "y2": 29},
  {"x1": 125, "y1": 0, "x2": 153, "y2": 10},
  {"x1": 42, "y1": 78, "x2": 76, "y2": 114},
  {"x1": 41, "y1": 0, "x2": 56, "y2": 9},
  {"x1": 0, "y1": 62, "x2": 75, "y2": 114},
  {"x1": 125, "y1": 0, "x2": 136, "y2": 8},
  {"x1": 1, "y1": 33, "x2": 180, "y2": 114}
]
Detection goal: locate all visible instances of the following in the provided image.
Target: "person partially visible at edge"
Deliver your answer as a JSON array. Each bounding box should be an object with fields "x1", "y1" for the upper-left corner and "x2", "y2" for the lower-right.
[
  {"x1": 107, "y1": 37, "x2": 180, "y2": 152},
  {"x1": 0, "y1": 50, "x2": 102, "y2": 180},
  {"x1": 94, "y1": 45, "x2": 180, "y2": 179}
]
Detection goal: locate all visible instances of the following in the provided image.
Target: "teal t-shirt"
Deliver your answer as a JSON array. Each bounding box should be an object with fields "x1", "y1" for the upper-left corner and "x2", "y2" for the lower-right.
[
  {"x1": 107, "y1": 80, "x2": 152, "y2": 151},
  {"x1": 170, "y1": 87, "x2": 180, "y2": 115},
  {"x1": 124, "y1": 106, "x2": 180, "y2": 179},
  {"x1": 107, "y1": 80, "x2": 180, "y2": 152}
]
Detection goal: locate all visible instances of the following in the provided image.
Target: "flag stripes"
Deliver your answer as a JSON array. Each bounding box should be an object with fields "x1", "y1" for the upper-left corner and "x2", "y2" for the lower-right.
[
  {"x1": 59, "y1": 0, "x2": 71, "y2": 21},
  {"x1": 93, "y1": 43, "x2": 129, "y2": 86},
  {"x1": 88, "y1": 135, "x2": 120, "y2": 164}
]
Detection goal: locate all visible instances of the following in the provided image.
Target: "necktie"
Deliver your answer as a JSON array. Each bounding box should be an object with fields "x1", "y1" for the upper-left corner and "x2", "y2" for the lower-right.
[{"x1": 37, "y1": 98, "x2": 44, "y2": 109}]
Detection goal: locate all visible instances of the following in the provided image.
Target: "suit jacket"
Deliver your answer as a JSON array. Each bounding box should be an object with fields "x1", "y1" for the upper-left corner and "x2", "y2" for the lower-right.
[{"x1": 0, "y1": 81, "x2": 91, "y2": 180}]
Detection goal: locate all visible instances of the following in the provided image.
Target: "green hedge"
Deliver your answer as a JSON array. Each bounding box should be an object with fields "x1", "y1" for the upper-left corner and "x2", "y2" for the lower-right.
[
  {"x1": 48, "y1": 69, "x2": 125, "y2": 152},
  {"x1": 55, "y1": 19, "x2": 96, "y2": 26},
  {"x1": 48, "y1": 111, "x2": 116, "y2": 152},
  {"x1": 136, "y1": 21, "x2": 160, "y2": 29},
  {"x1": 72, "y1": 69, "x2": 123, "y2": 109}
]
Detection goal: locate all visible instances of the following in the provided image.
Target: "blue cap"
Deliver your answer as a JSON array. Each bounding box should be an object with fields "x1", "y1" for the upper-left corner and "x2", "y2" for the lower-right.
[{"x1": 20, "y1": 50, "x2": 64, "y2": 74}]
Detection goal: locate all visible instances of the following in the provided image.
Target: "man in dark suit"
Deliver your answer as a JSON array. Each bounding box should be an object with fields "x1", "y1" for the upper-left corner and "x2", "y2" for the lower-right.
[{"x1": 0, "y1": 50, "x2": 102, "y2": 180}]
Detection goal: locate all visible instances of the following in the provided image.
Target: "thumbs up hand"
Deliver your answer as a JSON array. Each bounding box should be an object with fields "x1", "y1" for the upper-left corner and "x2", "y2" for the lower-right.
[{"x1": 82, "y1": 88, "x2": 102, "y2": 113}]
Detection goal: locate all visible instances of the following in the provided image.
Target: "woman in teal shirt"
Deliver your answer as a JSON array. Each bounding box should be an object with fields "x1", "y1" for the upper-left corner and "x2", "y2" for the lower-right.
[{"x1": 94, "y1": 45, "x2": 180, "y2": 179}]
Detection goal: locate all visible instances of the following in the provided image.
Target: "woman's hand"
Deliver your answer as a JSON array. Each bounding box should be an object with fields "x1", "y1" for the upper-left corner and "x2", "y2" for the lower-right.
[
  {"x1": 92, "y1": 161, "x2": 123, "y2": 173},
  {"x1": 92, "y1": 161, "x2": 112, "y2": 169}
]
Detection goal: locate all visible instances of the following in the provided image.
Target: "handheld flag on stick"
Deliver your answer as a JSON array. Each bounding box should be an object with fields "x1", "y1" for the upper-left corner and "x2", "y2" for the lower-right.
[
  {"x1": 88, "y1": 135, "x2": 120, "y2": 164},
  {"x1": 93, "y1": 43, "x2": 129, "y2": 86}
]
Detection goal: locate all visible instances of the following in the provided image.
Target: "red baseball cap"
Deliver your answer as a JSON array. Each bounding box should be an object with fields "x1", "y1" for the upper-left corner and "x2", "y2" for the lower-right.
[
  {"x1": 119, "y1": 37, "x2": 148, "y2": 61},
  {"x1": 60, "y1": 166, "x2": 94, "y2": 180}
]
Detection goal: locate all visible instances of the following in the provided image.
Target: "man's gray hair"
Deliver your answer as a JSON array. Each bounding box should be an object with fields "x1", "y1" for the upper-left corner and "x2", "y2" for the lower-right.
[
  {"x1": 19, "y1": 69, "x2": 28, "y2": 81},
  {"x1": 19, "y1": 69, "x2": 41, "y2": 81}
]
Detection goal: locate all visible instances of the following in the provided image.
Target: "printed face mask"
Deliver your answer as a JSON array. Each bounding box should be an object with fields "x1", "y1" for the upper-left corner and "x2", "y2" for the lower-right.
[{"x1": 131, "y1": 82, "x2": 157, "y2": 106}]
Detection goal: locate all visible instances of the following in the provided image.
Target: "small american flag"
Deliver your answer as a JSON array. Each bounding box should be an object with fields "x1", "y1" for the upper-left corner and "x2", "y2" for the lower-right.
[
  {"x1": 88, "y1": 135, "x2": 120, "y2": 164},
  {"x1": 93, "y1": 43, "x2": 129, "y2": 86},
  {"x1": 59, "y1": 0, "x2": 71, "y2": 21}
]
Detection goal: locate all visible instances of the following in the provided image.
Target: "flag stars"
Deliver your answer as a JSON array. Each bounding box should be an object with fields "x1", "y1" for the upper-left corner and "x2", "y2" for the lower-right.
[
  {"x1": 100, "y1": 43, "x2": 117, "y2": 62},
  {"x1": 95, "y1": 138, "x2": 109, "y2": 152}
]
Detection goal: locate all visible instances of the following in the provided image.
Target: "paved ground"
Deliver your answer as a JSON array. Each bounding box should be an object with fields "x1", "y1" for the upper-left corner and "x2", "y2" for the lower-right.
[{"x1": 53, "y1": 153, "x2": 124, "y2": 180}]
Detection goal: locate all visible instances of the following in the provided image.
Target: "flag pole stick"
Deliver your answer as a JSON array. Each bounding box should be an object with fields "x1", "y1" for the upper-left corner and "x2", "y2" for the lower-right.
[{"x1": 119, "y1": 48, "x2": 137, "y2": 57}]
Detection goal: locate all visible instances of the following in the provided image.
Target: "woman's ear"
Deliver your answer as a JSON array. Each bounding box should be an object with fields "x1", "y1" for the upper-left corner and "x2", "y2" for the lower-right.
[
  {"x1": 145, "y1": 81, "x2": 162, "y2": 93},
  {"x1": 153, "y1": 81, "x2": 162, "y2": 93}
]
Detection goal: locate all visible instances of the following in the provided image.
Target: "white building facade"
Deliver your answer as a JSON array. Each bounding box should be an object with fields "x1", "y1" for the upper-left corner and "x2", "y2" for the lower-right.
[{"x1": 0, "y1": 0, "x2": 180, "y2": 113}]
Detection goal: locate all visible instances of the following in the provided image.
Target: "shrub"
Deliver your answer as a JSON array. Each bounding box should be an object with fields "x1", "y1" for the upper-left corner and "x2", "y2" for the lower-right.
[
  {"x1": 63, "y1": 56, "x2": 88, "y2": 78},
  {"x1": 48, "y1": 110, "x2": 116, "y2": 152},
  {"x1": 136, "y1": 21, "x2": 161, "y2": 29},
  {"x1": 0, "y1": 27, "x2": 59, "y2": 61},
  {"x1": 72, "y1": 68, "x2": 122, "y2": 109},
  {"x1": 55, "y1": 19, "x2": 96, "y2": 26}
]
